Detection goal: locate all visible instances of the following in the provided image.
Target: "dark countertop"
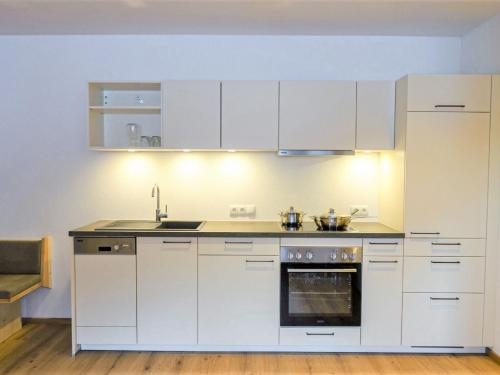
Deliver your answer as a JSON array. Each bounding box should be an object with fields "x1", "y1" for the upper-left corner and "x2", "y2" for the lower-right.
[{"x1": 69, "y1": 220, "x2": 404, "y2": 238}]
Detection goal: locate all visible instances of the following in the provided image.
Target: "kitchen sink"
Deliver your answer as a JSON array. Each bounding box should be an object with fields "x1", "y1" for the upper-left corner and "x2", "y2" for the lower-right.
[{"x1": 95, "y1": 220, "x2": 205, "y2": 231}]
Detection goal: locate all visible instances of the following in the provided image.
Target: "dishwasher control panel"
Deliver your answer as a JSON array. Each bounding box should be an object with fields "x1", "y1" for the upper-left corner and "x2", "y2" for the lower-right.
[{"x1": 74, "y1": 237, "x2": 136, "y2": 255}]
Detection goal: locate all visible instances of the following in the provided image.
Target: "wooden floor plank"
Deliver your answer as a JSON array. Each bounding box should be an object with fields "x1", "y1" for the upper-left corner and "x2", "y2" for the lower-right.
[{"x1": 0, "y1": 324, "x2": 498, "y2": 375}]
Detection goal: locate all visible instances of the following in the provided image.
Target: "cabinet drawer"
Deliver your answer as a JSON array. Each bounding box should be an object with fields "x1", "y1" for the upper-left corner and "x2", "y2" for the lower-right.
[
  {"x1": 404, "y1": 238, "x2": 485, "y2": 257},
  {"x1": 402, "y1": 293, "x2": 483, "y2": 347},
  {"x1": 363, "y1": 238, "x2": 403, "y2": 256},
  {"x1": 403, "y1": 257, "x2": 485, "y2": 293},
  {"x1": 198, "y1": 237, "x2": 279, "y2": 256},
  {"x1": 77, "y1": 326, "x2": 136, "y2": 345},
  {"x1": 280, "y1": 327, "x2": 360, "y2": 346},
  {"x1": 406, "y1": 75, "x2": 491, "y2": 112}
]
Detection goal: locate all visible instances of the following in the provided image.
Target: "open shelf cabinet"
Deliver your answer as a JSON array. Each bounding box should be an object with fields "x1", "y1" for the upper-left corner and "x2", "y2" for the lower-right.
[{"x1": 88, "y1": 82, "x2": 162, "y2": 149}]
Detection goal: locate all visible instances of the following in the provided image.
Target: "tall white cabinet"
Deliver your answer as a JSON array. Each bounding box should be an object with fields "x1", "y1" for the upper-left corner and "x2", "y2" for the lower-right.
[
  {"x1": 393, "y1": 74, "x2": 492, "y2": 348},
  {"x1": 279, "y1": 81, "x2": 356, "y2": 150}
]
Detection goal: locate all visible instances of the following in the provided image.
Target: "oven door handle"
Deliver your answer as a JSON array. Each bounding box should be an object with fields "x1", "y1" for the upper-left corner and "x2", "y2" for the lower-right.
[{"x1": 287, "y1": 268, "x2": 358, "y2": 273}]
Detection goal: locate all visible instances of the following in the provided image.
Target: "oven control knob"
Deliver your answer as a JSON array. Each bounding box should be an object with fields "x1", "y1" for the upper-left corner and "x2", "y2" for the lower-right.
[
  {"x1": 330, "y1": 252, "x2": 337, "y2": 260},
  {"x1": 341, "y1": 252, "x2": 349, "y2": 261},
  {"x1": 295, "y1": 252, "x2": 302, "y2": 260},
  {"x1": 349, "y1": 253, "x2": 356, "y2": 261},
  {"x1": 113, "y1": 244, "x2": 120, "y2": 251},
  {"x1": 305, "y1": 251, "x2": 313, "y2": 260},
  {"x1": 288, "y1": 252, "x2": 294, "y2": 260}
]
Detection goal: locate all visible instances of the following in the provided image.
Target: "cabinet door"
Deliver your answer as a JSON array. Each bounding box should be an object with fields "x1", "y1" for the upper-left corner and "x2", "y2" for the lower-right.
[
  {"x1": 405, "y1": 112, "x2": 490, "y2": 238},
  {"x1": 198, "y1": 255, "x2": 279, "y2": 345},
  {"x1": 137, "y1": 238, "x2": 197, "y2": 345},
  {"x1": 361, "y1": 256, "x2": 402, "y2": 346},
  {"x1": 402, "y1": 293, "x2": 484, "y2": 347},
  {"x1": 356, "y1": 81, "x2": 395, "y2": 150},
  {"x1": 163, "y1": 81, "x2": 220, "y2": 149},
  {"x1": 279, "y1": 81, "x2": 356, "y2": 150},
  {"x1": 75, "y1": 254, "x2": 136, "y2": 328},
  {"x1": 406, "y1": 75, "x2": 491, "y2": 112},
  {"x1": 221, "y1": 81, "x2": 279, "y2": 150}
]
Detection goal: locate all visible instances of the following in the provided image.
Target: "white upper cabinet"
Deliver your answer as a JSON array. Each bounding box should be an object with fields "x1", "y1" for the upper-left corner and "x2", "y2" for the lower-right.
[
  {"x1": 406, "y1": 75, "x2": 491, "y2": 113},
  {"x1": 356, "y1": 81, "x2": 395, "y2": 150},
  {"x1": 404, "y1": 112, "x2": 490, "y2": 238},
  {"x1": 221, "y1": 81, "x2": 279, "y2": 150},
  {"x1": 279, "y1": 81, "x2": 356, "y2": 150},
  {"x1": 163, "y1": 80, "x2": 221, "y2": 149}
]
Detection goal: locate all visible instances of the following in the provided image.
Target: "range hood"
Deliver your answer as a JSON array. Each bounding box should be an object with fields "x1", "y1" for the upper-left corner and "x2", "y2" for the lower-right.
[{"x1": 277, "y1": 150, "x2": 355, "y2": 156}]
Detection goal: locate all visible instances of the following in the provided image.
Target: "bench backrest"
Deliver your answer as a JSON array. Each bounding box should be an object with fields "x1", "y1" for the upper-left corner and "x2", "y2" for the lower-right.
[{"x1": 0, "y1": 240, "x2": 42, "y2": 274}]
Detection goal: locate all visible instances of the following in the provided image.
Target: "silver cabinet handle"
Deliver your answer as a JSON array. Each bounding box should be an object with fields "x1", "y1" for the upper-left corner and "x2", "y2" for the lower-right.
[
  {"x1": 368, "y1": 242, "x2": 399, "y2": 245},
  {"x1": 162, "y1": 241, "x2": 192, "y2": 244},
  {"x1": 225, "y1": 241, "x2": 253, "y2": 245},
  {"x1": 434, "y1": 105, "x2": 465, "y2": 108},
  {"x1": 368, "y1": 260, "x2": 398, "y2": 264},
  {"x1": 245, "y1": 260, "x2": 274, "y2": 263},
  {"x1": 306, "y1": 332, "x2": 335, "y2": 336},
  {"x1": 288, "y1": 268, "x2": 357, "y2": 273},
  {"x1": 431, "y1": 260, "x2": 461, "y2": 264},
  {"x1": 430, "y1": 297, "x2": 460, "y2": 301},
  {"x1": 411, "y1": 232, "x2": 440, "y2": 235},
  {"x1": 431, "y1": 242, "x2": 461, "y2": 246}
]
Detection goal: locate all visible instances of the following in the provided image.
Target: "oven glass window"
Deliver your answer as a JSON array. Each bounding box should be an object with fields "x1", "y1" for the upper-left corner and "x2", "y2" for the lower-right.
[{"x1": 288, "y1": 270, "x2": 353, "y2": 317}]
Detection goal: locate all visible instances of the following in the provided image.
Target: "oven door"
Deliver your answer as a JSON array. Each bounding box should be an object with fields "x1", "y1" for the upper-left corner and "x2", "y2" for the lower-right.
[{"x1": 280, "y1": 263, "x2": 361, "y2": 326}]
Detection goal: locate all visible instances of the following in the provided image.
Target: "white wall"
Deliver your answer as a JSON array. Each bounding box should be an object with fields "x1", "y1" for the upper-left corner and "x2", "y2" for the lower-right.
[
  {"x1": 461, "y1": 13, "x2": 500, "y2": 73},
  {"x1": 0, "y1": 35, "x2": 461, "y2": 318}
]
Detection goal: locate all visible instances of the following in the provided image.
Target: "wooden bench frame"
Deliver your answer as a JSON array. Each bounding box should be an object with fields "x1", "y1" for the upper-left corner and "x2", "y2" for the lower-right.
[{"x1": 0, "y1": 236, "x2": 52, "y2": 304}]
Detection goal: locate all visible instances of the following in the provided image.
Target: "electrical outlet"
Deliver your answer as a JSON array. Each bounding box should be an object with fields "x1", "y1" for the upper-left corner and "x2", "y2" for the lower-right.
[
  {"x1": 229, "y1": 205, "x2": 256, "y2": 218},
  {"x1": 350, "y1": 205, "x2": 369, "y2": 218}
]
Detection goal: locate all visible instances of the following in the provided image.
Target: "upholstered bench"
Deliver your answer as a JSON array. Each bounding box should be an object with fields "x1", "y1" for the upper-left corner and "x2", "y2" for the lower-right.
[{"x1": 0, "y1": 237, "x2": 51, "y2": 343}]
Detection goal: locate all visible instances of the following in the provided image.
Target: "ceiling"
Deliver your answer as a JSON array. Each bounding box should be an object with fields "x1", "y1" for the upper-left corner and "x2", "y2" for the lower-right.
[{"x1": 1, "y1": 0, "x2": 500, "y2": 36}]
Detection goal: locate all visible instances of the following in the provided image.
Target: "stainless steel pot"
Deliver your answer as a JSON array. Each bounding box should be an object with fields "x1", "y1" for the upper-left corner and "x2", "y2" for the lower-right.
[
  {"x1": 311, "y1": 208, "x2": 358, "y2": 231},
  {"x1": 279, "y1": 206, "x2": 305, "y2": 227}
]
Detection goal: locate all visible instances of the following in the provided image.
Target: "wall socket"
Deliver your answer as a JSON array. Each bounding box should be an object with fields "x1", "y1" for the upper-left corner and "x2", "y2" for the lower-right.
[
  {"x1": 230, "y1": 204, "x2": 256, "y2": 218},
  {"x1": 350, "y1": 205, "x2": 369, "y2": 218}
]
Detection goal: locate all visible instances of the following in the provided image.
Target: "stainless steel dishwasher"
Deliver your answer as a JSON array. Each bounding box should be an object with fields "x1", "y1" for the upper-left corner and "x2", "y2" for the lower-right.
[{"x1": 74, "y1": 237, "x2": 137, "y2": 345}]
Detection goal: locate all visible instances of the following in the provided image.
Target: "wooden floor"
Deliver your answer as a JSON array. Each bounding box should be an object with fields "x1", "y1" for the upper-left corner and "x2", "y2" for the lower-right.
[{"x1": 0, "y1": 323, "x2": 499, "y2": 375}]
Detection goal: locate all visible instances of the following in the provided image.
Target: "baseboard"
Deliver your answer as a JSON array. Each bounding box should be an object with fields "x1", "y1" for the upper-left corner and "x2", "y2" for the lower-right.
[
  {"x1": 22, "y1": 318, "x2": 71, "y2": 325},
  {"x1": 487, "y1": 348, "x2": 500, "y2": 364}
]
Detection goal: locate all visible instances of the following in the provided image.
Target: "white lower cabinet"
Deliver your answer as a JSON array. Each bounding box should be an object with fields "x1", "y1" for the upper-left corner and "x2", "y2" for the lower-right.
[
  {"x1": 280, "y1": 327, "x2": 360, "y2": 346},
  {"x1": 75, "y1": 254, "x2": 137, "y2": 345},
  {"x1": 402, "y1": 293, "x2": 484, "y2": 347},
  {"x1": 198, "y1": 255, "x2": 280, "y2": 345},
  {"x1": 137, "y1": 238, "x2": 197, "y2": 345},
  {"x1": 361, "y1": 256, "x2": 403, "y2": 346}
]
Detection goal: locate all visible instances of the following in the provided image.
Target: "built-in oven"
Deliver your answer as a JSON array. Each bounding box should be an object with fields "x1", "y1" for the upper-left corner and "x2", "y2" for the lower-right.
[{"x1": 280, "y1": 245, "x2": 362, "y2": 327}]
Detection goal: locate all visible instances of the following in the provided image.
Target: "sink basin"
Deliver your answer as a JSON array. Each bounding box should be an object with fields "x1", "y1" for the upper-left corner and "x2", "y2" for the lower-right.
[{"x1": 96, "y1": 220, "x2": 205, "y2": 231}]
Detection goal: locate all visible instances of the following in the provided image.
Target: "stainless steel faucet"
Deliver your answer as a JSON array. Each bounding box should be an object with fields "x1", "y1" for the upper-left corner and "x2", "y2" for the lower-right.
[{"x1": 151, "y1": 184, "x2": 168, "y2": 222}]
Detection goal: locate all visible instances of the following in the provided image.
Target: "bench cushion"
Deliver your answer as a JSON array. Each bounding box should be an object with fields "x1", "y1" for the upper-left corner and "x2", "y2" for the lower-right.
[
  {"x1": 0, "y1": 275, "x2": 41, "y2": 299},
  {"x1": 0, "y1": 241, "x2": 41, "y2": 274}
]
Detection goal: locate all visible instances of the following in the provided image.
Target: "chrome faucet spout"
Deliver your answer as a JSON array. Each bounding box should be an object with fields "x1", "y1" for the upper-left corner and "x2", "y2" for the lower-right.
[{"x1": 151, "y1": 184, "x2": 168, "y2": 222}]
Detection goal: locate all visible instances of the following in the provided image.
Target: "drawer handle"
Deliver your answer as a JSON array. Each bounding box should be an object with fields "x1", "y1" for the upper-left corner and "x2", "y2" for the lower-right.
[
  {"x1": 245, "y1": 260, "x2": 274, "y2": 263},
  {"x1": 431, "y1": 261, "x2": 461, "y2": 264},
  {"x1": 431, "y1": 242, "x2": 461, "y2": 246},
  {"x1": 305, "y1": 332, "x2": 335, "y2": 336},
  {"x1": 368, "y1": 242, "x2": 399, "y2": 245},
  {"x1": 411, "y1": 232, "x2": 440, "y2": 235},
  {"x1": 162, "y1": 241, "x2": 192, "y2": 244},
  {"x1": 368, "y1": 260, "x2": 398, "y2": 264},
  {"x1": 225, "y1": 241, "x2": 253, "y2": 245},
  {"x1": 430, "y1": 297, "x2": 460, "y2": 301},
  {"x1": 434, "y1": 105, "x2": 466, "y2": 108}
]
